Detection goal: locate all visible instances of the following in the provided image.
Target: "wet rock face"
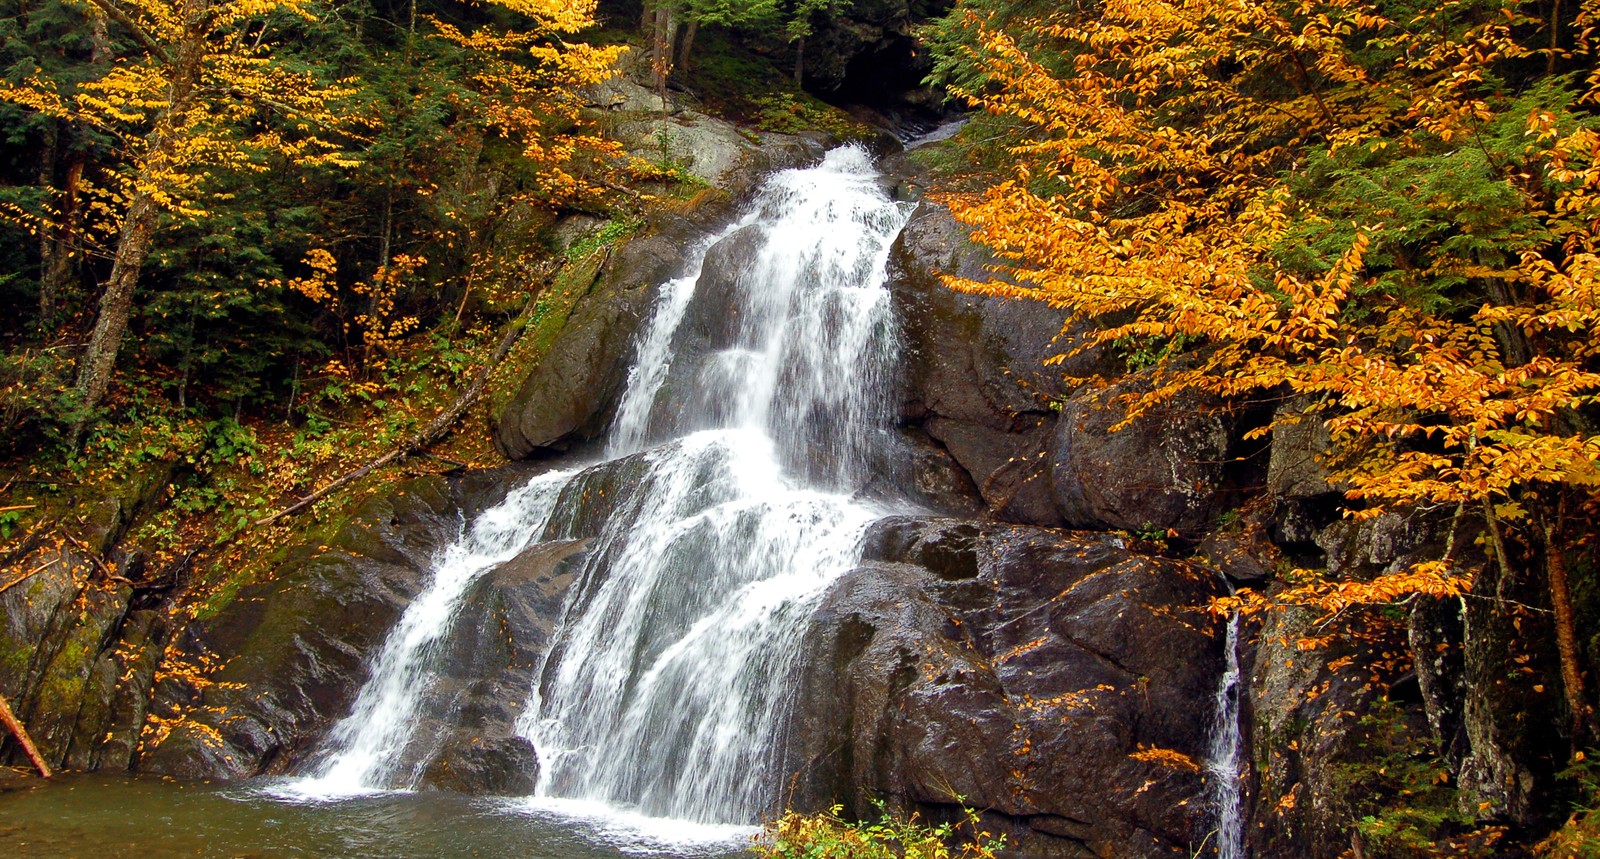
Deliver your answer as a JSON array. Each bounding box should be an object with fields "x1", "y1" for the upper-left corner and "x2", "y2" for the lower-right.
[
  {"x1": 1051, "y1": 378, "x2": 1235, "y2": 535},
  {"x1": 889, "y1": 203, "x2": 1104, "y2": 526},
  {"x1": 139, "y1": 471, "x2": 542, "y2": 780},
  {"x1": 492, "y1": 257, "x2": 654, "y2": 461},
  {"x1": 788, "y1": 516, "x2": 1227, "y2": 858},
  {"x1": 411, "y1": 538, "x2": 590, "y2": 794},
  {"x1": 492, "y1": 129, "x2": 826, "y2": 462}
]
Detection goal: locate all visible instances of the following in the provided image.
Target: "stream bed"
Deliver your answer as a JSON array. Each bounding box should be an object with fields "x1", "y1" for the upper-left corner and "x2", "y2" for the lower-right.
[{"x1": 0, "y1": 775, "x2": 754, "y2": 858}]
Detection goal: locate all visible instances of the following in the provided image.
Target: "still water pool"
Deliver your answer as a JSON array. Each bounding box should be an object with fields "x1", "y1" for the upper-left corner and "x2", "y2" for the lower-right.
[{"x1": 0, "y1": 775, "x2": 755, "y2": 859}]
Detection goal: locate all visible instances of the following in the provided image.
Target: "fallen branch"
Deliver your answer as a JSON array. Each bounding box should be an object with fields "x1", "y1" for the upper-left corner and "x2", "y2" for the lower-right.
[
  {"x1": 59, "y1": 530, "x2": 131, "y2": 584},
  {"x1": 0, "y1": 692, "x2": 52, "y2": 778},
  {"x1": 0, "y1": 557, "x2": 58, "y2": 598},
  {"x1": 255, "y1": 284, "x2": 555, "y2": 528}
]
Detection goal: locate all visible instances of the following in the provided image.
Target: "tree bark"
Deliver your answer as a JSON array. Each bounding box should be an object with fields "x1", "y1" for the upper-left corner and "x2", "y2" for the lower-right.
[
  {"x1": 793, "y1": 36, "x2": 805, "y2": 83},
  {"x1": 1550, "y1": 0, "x2": 1563, "y2": 75},
  {"x1": 36, "y1": 121, "x2": 59, "y2": 327},
  {"x1": 677, "y1": 19, "x2": 698, "y2": 75},
  {"x1": 1545, "y1": 520, "x2": 1593, "y2": 749},
  {"x1": 0, "y1": 693, "x2": 52, "y2": 778},
  {"x1": 650, "y1": 4, "x2": 678, "y2": 105},
  {"x1": 68, "y1": 0, "x2": 210, "y2": 444},
  {"x1": 69, "y1": 187, "x2": 161, "y2": 445},
  {"x1": 40, "y1": 148, "x2": 86, "y2": 332}
]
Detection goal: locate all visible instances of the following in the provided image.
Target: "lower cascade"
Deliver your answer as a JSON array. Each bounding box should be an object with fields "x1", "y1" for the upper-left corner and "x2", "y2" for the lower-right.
[{"x1": 288, "y1": 146, "x2": 914, "y2": 824}]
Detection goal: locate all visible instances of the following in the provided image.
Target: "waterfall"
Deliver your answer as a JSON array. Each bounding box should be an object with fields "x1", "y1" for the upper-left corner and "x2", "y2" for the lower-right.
[
  {"x1": 281, "y1": 470, "x2": 576, "y2": 797},
  {"x1": 287, "y1": 146, "x2": 914, "y2": 824},
  {"x1": 1205, "y1": 608, "x2": 1246, "y2": 858}
]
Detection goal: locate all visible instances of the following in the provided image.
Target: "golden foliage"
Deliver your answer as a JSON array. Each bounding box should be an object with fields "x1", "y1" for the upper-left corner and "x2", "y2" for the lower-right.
[
  {"x1": 941, "y1": 0, "x2": 1600, "y2": 614},
  {"x1": 431, "y1": 0, "x2": 626, "y2": 205},
  {"x1": 2, "y1": 0, "x2": 359, "y2": 223},
  {"x1": 1129, "y1": 744, "x2": 1201, "y2": 773}
]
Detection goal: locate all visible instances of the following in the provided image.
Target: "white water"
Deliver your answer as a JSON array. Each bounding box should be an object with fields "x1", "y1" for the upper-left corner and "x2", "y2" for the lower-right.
[
  {"x1": 278, "y1": 470, "x2": 576, "y2": 798},
  {"x1": 288, "y1": 146, "x2": 914, "y2": 826},
  {"x1": 1205, "y1": 609, "x2": 1246, "y2": 859}
]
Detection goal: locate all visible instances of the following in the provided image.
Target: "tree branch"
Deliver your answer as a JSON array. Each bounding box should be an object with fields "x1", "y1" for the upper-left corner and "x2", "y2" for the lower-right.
[{"x1": 83, "y1": 0, "x2": 170, "y2": 64}]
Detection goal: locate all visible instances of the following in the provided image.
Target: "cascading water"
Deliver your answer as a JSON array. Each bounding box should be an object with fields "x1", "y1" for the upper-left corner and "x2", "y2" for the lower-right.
[
  {"x1": 523, "y1": 146, "x2": 911, "y2": 822},
  {"x1": 287, "y1": 146, "x2": 914, "y2": 826},
  {"x1": 1205, "y1": 606, "x2": 1246, "y2": 859},
  {"x1": 284, "y1": 469, "x2": 576, "y2": 797}
]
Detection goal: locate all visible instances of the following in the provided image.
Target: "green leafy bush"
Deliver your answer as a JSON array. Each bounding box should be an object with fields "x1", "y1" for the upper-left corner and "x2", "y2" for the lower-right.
[{"x1": 755, "y1": 803, "x2": 1002, "y2": 859}]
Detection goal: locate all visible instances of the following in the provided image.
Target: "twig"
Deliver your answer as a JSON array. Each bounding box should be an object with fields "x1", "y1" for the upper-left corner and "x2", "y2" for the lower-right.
[
  {"x1": 0, "y1": 557, "x2": 58, "y2": 597},
  {"x1": 59, "y1": 531, "x2": 130, "y2": 584}
]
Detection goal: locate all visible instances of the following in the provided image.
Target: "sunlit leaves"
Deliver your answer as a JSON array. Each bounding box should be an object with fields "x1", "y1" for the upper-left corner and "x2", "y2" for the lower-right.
[{"x1": 937, "y1": 0, "x2": 1600, "y2": 615}]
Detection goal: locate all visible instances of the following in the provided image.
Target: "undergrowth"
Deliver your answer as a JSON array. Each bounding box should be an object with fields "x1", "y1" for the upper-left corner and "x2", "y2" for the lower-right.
[{"x1": 755, "y1": 804, "x2": 1003, "y2": 859}]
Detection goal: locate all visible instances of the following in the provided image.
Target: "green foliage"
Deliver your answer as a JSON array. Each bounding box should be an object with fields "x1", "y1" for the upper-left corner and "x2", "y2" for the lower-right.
[
  {"x1": 0, "y1": 506, "x2": 24, "y2": 539},
  {"x1": 1116, "y1": 333, "x2": 1193, "y2": 374},
  {"x1": 756, "y1": 803, "x2": 1003, "y2": 859},
  {"x1": 1330, "y1": 698, "x2": 1467, "y2": 857},
  {"x1": 1540, "y1": 752, "x2": 1600, "y2": 858},
  {"x1": 565, "y1": 216, "x2": 644, "y2": 263},
  {"x1": 919, "y1": 0, "x2": 1070, "y2": 113},
  {"x1": 1271, "y1": 80, "x2": 1591, "y2": 321}
]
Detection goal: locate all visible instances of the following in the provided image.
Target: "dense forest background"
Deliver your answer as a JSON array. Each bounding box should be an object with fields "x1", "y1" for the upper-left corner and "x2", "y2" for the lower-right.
[
  {"x1": 0, "y1": 0, "x2": 899, "y2": 551},
  {"x1": 3, "y1": 0, "x2": 1600, "y2": 856}
]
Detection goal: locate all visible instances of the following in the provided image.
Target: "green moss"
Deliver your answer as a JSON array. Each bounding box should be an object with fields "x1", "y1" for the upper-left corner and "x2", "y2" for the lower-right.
[{"x1": 487, "y1": 250, "x2": 611, "y2": 422}]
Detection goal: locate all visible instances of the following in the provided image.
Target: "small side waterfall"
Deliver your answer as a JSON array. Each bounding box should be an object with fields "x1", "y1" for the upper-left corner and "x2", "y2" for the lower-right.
[
  {"x1": 287, "y1": 470, "x2": 575, "y2": 796},
  {"x1": 288, "y1": 147, "x2": 914, "y2": 825},
  {"x1": 1205, "y1": 607, "x2": 1246, "y2": 858}
]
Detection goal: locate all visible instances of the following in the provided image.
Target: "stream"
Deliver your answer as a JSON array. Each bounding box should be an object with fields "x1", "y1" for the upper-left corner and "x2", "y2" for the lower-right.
[
  {"x1": 0, "y1": 146, "x2": 914, "y2": 856},
  {"x1": 0, "y1": 775, "x2": 749, "y2": 858}
]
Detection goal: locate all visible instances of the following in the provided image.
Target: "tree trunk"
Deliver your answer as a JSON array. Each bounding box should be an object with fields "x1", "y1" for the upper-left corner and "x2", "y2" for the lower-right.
[
  {"x1": 1545, "y1": 520, "x2": 1593, "y2": 749},
  {"x1": 68, "y1": 4, "x2": 209, "y2": 444},
  {"x1": 40, "y1": 148, "x2": 86, "y2": 331},
  {"x1": 651, "y1": 4, "x2": 678, "y2": 102},
  {"x1": 36, "y1": 121, "x2": 59, "y2": 328},
  {"x1": 1457, "y1": 538, "x2": 1537, "y2": 824},
  {"x1": 677, "y1": 19, "x2": 698, "y2": 76},
  {"x1": 69, "y1": 188, "x2": 160, "y2": 444},
  {"x1": 793, "y1": 36, "x2": 805, "y2": 84},
  {"x1": 1550, "y1": 0, "x2": 1563, "y2": 75}
]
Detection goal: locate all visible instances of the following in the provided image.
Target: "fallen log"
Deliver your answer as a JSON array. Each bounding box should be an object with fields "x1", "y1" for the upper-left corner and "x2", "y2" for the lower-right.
[{"x1": 0, "y1": 692, "x2": 52, "y2": 778}]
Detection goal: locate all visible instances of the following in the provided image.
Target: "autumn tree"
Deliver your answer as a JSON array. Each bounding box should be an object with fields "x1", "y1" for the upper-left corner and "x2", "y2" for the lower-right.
[
  {"x1": 935, "y1": 0, "x2": 1600, "y2": 772},
  {"x1": 0, "y1": 0, "x2": 356, "y2": 444}
]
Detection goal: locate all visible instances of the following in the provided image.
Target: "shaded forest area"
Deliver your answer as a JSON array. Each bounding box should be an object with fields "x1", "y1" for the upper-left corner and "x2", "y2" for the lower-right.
[{"x1": 0, "y1": 0, "x2": 910, "y2": 569}]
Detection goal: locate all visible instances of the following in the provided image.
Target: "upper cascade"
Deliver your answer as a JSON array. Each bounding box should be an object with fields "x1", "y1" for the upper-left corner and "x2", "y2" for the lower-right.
[{"x1": 286, "y1": 145, "x2": 917, "y2": 825}]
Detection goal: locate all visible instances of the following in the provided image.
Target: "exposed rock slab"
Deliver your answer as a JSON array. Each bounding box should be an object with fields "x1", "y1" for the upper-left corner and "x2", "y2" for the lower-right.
[
  {"x1": 138, "y1": 471, "x2": 534, "y2": 779},
  {"x1": 1051, "y1": 377, "x2": 1234, "y2": 535},
  {"x1": 889, "y1": 202, "x2": 1108, "y2": 526},
  {"x1": 788, "y1": 516, "x2": 1227, "y2": 858}
]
